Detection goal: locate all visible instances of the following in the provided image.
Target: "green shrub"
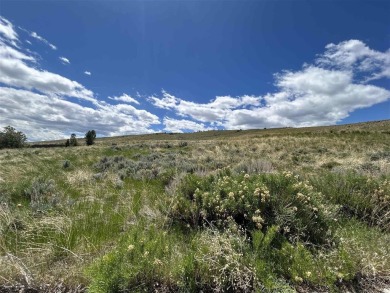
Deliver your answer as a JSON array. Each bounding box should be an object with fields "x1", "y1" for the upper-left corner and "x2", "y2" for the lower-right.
[
  {"x1": 170, "y1": 170, "x2": 336, "y2": 246},
  {"x1": 310, "y1": 172, "x2": 390, "y2": 231},
  {"x1": 87, "y1": 226, "x2": 179, "y2": 293},
  {"x1": 85, "y1": 130, "x2": 97, "y2": 146},
  {"x1": 24, "y1": 177, "x2": 61, "y2": 211},
  {"x1": 0, "y1": 126, "x2": 27, "y2": 149},
  {"x1": 63, "y1": 160, "x2": 71, "y2": 169}
]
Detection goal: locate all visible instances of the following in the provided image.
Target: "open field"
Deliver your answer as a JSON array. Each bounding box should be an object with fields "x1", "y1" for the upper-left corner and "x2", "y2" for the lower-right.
[{"x1": 1, "y1": 120, "x2": 389, "y2": 292}]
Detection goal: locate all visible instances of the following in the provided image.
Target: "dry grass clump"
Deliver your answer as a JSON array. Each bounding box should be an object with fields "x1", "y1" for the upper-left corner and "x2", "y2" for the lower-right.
[{"x1": 194, "y1": 229, "x2": 255, "y2": 292}]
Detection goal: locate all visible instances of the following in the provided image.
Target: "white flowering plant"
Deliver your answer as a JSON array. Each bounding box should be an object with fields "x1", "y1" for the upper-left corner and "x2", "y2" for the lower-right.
[{"x1": 171, "y1": 169, "x2": 336, "y2": 246}]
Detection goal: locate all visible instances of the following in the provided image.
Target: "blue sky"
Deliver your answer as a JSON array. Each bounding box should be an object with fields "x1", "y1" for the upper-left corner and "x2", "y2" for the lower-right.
[{"x1": 0, "y1": 0, "x2": 389, "y2": 141}]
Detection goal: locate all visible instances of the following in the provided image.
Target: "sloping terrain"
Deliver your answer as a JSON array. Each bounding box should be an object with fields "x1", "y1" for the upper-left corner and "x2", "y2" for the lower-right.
[{"x1": 1, "y1": 121, "x2": 389, "y2": 292}]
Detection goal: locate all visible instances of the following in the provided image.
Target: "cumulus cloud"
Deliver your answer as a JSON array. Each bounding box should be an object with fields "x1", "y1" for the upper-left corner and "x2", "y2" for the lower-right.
[
  {"x1": 316, "y1": 39, "x2": 390, "y2": 81},
  {"x1": 84, "y1": 71, "x2": 91, "y2": 75},
  {"x1": 150, "y1": 90, "x2": 261, "y2": 122},
  {"x1": 109, "y1": 93, "x2": 140, "y2": 105},
  {"x1": 0, "y1": 17, "x2": 160, "y2": 141},
  {"x1": 0, "y1": 87, "x2": 159, "y2": 141},
  {"x1": 163, "y1": 117, "x2": 215, "y2": 133},
  {"x1": 30, "y1": 31, "x2": 57, "y2": 50},
  {"x1": 150, "y1": 40, "x2": 390, "y2": 129},
  {"x1": 1, "y1": 16, "x2": 389, "y2": 140},
  {"x1": 59, "y1": 56, "x2": 70, "y2": 64}
]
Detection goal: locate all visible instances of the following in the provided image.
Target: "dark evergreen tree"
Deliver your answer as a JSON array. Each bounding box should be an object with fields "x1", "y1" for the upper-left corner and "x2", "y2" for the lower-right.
[{"x1": 85, "y1": 130, "x2": 96, "y2": 145}]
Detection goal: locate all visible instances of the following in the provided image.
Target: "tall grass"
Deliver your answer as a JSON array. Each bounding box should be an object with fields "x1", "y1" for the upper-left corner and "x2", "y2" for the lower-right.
[{"x1": 0, "y1": 121, "x2": 389, "y2": 291}]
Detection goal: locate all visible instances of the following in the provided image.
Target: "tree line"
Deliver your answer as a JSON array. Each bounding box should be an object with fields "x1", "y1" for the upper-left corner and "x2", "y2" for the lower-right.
[{"x1": 0, "y1": 126, "x2": 97, "y2": 149}]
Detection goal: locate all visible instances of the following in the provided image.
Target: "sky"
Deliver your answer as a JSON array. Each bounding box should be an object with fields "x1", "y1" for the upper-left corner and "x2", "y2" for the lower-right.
[{"x1": 0, "y1": 0, "x2": 389, "y2": 141}]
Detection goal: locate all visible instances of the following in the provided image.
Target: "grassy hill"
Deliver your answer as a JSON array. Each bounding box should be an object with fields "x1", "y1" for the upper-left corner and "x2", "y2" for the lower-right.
[{"x1": 1, "y1": 120, "x2": 389, "y2": 292}]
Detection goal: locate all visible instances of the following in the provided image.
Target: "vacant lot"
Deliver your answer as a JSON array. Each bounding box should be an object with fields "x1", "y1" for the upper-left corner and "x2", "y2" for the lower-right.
[{"x1": 1, "y1": 121, "x2": 389, "y2": 292}]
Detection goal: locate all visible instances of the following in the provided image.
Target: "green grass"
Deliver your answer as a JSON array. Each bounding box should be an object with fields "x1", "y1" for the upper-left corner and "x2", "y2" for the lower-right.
[{"x1": 0, "y1": 120, "x2": 389, "y2": 292}]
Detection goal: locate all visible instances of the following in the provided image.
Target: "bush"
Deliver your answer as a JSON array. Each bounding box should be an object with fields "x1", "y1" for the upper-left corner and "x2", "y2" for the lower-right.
[
  {"x1": 0, "y1": 126, "x2": 27, "y2": 149},
  {"x1": 193, "y1": 229, "x2": 255, "y2": 292},
  {"x1": 310, "y1": 172, "x2": 390, "y2": 231},
  {"x1": 87, "y1": 226, "x2": 176, "y2": 293},
  {"x1": 170, "y1": 170, "x2": 336, "y2": 247},
  {"x1": 24, "y1": 177, "x2": 61, "y2": 211},
  {"x1": 85, "y1": 130, "x2": 96, "y2": 146}
]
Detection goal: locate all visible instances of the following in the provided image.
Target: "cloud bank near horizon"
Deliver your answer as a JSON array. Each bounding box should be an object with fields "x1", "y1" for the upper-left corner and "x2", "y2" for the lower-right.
[
  {"x1": 151, "y1": 40, "x2": 390, "y2": 132},
  {"x1": 0, "y1": 16, "x2": 389, "y2": 141}
]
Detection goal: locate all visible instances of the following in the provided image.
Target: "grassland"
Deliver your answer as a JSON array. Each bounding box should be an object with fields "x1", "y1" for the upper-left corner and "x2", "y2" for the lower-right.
[{"x1": 0, "y1": 120, "x2": 389, "y2": 292}]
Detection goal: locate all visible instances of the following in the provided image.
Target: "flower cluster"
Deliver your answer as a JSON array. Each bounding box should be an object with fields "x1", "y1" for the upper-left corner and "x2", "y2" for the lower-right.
[{"x1": 171, "y1": 170, "x2": 335, "y2": 246}]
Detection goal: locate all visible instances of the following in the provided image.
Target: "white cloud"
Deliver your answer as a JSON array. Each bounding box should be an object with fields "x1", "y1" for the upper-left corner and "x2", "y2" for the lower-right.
[
  {"x1": 84, "y1": 71, "x2": 91, "y2": 75},
  {"x1": 150, "y1": 40, "x2": 390, "y2": 129},
  {"x1": 149, "y1": 90, "x2": 178, "y2": 109},
  {"x1": 1, "y1": 17, "x2": 389, "y2": 140},
  {"x1": 0, "y1": 54, "x2": 94, "y2": 101},
  {"x1": 30, "y1": 31, "x2": 57, "y2": 50},
  {"x1": 0, "y1": 87, "x2": 159, "y2": 141},
  {"x1": 0, "y1": 40, "x2": 36, "y2": 62},
  {"x1": 316, "y1": 39, "x2": 390, "y2": 81},
  {"x1": 0, "y1": 16, "x2": 19, "y2": 47},
  {"x1": 150, "y1": 90, "x2": 261, "y2": 122},
  {"x1": 109, "y1": 93, "x2": 139, "y2": 105},
  {"x1": 163, "y1": 117, "x2": 214, "y2": 133},
  {"x1": 225, "y1": 69, "x2": 389, "y2": 129},
  {"x1": 0, "y1": 17, "x2": 160, "y2": 141},
  {"x1": 59, "y1": 56, "x2": 70, "y2": 64}
]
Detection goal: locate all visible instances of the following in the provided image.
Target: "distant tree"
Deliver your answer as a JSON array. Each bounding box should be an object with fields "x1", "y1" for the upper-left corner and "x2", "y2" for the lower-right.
[
  {"x1": 0, "y1": 126, "x2": 27, "y2": 149},
  {"x1": 67, "y1": 133, "x2": 78, "y2": 147},
  {"x1": 85, "y1": 130, "x2": 96, "y2": 146}
]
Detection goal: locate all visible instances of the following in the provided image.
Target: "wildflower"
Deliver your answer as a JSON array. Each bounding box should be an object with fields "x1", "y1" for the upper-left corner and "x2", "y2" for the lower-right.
[
  {"x1": 294, "y1": 276, "x2": 303, "y2": 283},
  {"x1": 252, "y1": 215, "x2": 264, "y2": 224},
  {"x1": 228, "y1": 192, "x2": 235, "y2": 198},
  {"x1": 292, "y1": 206, "x2": 298, "y2": 212},
  {"x1": 153, "y1": 258, "x2": 163, "y2": 266},
  {"x1": 127, "y1": 244, "x2": 135, "y2": 251},
  {"x1": 305, "y1": 271, "x2": 312, "y2": 277},
  {"x1": 17, "y1": 203, "x2": 22, "y2": 208},
  {"x1": 244, "y1": 174, "x2": 250, "y2": 180},
  {"x1": 144, "y1": 251, "x2": 149, "y2": 257}
]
